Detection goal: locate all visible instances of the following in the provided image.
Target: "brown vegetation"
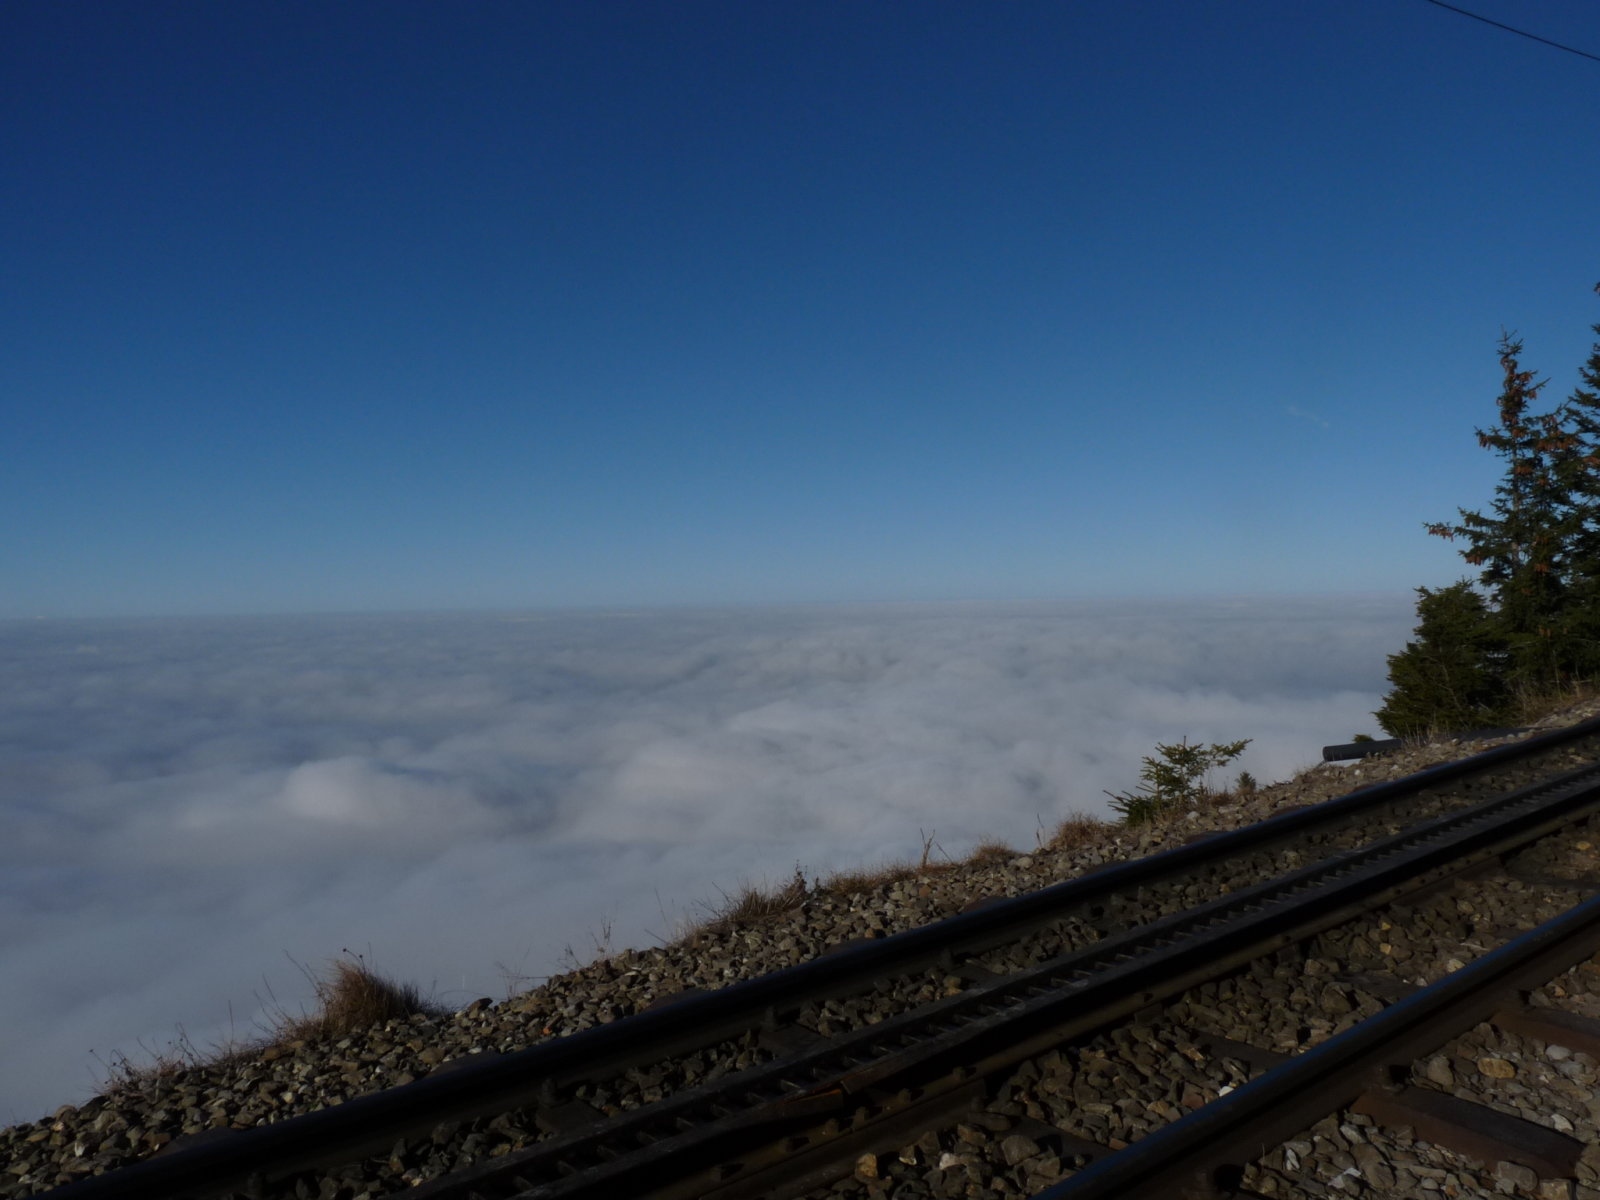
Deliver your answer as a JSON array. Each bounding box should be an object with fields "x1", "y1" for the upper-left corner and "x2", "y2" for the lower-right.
[
  {"x1": 1045, "y1": 811, "x2": 1112, "y2": 851},
  {"x1": 1515, "y1": 680, "x2": 1600, "y2": 726},
  {"x1": 95, "y1": 1029, "x2": 256, "y2": 1095},
  {"x1": 99, "y1": 956, "x2": 439, "y2": 1094},
  {"x1": 275, "y1": 957, "x2": 443, "y2": 1043},
  {"x1": 965, "y1": 837, "x2": 1016, "y2": 864},
  {"x1": 818, "y1": 860, "x2": 917, "y2": 894},
  {"x1": 697, "y1": 868, "x2": 811, "y2": 934},
  {"x1": 692, "y1": 828, "x2": 1033, "y2": 936}
]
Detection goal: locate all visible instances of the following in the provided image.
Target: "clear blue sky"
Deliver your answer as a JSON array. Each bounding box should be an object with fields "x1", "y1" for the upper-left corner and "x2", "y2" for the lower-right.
[{"x1": 4, "y1": 1, "x2": 1598, "y2": 617}]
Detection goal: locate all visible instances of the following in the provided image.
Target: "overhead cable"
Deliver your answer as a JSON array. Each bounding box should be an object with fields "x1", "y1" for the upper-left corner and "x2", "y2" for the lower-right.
[{"x1": 1419, "y1": 0, "x2": 1600, "y2": 65}]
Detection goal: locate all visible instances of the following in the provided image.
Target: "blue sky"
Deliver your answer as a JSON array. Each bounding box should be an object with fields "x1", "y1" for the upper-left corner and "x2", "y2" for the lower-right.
[{"x1": 5, "y1": 1, "x2": 1599, "y2": 617}]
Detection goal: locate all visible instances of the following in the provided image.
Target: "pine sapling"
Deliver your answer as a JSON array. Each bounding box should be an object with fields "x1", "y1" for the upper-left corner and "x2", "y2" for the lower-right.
[{"x1": 1106, "y1": 737, "x2": 1251, "y2": 826}]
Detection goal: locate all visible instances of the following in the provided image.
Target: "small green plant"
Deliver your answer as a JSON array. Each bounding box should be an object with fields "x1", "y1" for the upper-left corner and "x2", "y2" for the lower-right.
[
  {"x1": 1235, "y1": 770, "x2": 1257, "y2": 795},
  {"x1": 1350, "y1": 733, "x2": 1375, "y2": 743},
  {"x1": 1106, "y1": 737, "x2": 1252, "y2": 826}
]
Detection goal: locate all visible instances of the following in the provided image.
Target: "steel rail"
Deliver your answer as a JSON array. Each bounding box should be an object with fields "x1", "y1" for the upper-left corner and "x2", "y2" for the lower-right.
[
  {"x1": 1039, "y1": 888, "x2": 1600, "y2": 1199},
  {"x1": 401, "y1": 751, "x2": 1600, "y2": 1199},
  {"x1": 36, "y1": 716, "x2": 1600, "y2": 1200}
]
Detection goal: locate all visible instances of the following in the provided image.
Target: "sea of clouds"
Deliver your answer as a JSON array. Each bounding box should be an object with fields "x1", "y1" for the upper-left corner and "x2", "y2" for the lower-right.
[{"x1": 0, "y1": 596, "x2": 1416, "y2": 1123}]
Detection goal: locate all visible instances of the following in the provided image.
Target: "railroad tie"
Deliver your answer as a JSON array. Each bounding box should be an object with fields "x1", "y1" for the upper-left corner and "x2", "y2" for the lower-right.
[{"x1": 1350, "y1": 1087, "x2": 1583, "y2": 1180}]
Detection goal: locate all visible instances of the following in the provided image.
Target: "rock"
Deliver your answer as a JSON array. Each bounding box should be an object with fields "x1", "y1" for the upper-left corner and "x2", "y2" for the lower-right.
[
  {"x1": 1000, "y1": 1134, "x2": 1041, "y2": 1166},
  {"x1": 1352, "y1": 1142, "x2": 1395, "y2": 1192},
  {"x1": 1497, "y1": 1161, "x2": 1539, "y2": 1190},
  {"x1": 1478, "y1": 1057, "x2": 1517, "y2": 1079},
  {"x1": 1320, "y1": 984, "x2": 1353, "y2": 1015}
]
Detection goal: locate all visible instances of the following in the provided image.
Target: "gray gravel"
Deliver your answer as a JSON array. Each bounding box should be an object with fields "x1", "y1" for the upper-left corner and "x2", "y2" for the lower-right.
[
  {"x1": 808, "y1": 818, "x2": 1600, "y2": 1198},
  {"x1": 1242, "y1": 950, "x2": 1600, "y2": 1200}
]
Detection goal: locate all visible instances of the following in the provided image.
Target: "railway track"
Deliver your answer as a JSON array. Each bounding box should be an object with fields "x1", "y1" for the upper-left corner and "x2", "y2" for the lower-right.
[
  {"x1": 1036, "y1": 886, "x2": 1600, "y2": 1199},
  {"x1": 817, "y1": 822, "x2": 1600, "y2": 1198},
  {"x1": 32, "y1": 716, "x2": 1600, "y2": 1200}
]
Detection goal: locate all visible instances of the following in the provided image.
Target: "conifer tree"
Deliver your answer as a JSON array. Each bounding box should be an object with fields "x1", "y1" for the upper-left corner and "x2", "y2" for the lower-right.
[
  {"x1": 1551, "y1": 285, "x2": 1600, "y2": 676},
  {"x1": 1375, "y1": 582, "x2": 1511, "y2": 737},
  {"x1": 1103, "y1": 737, "x2": 1250, "y2": 826},
  {"x1": 1379, "y1": 286, "x2": 1600, "y2": 733},
  {"x1": 1424, "y1": 333, "x2": 1571, "y2": 690}
]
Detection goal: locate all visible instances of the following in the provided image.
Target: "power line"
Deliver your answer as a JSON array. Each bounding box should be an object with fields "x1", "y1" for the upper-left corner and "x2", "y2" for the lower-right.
[{"x1": 1418, "y1": 0, "x2": 1600, "y2": 65}]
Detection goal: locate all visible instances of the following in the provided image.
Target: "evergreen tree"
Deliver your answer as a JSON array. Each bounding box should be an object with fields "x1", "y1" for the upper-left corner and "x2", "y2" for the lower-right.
[
  {"x1": 1551, "y1": 285, "x2": 1600, "y2": 676},
  {"x1": 1424, "y1": 333, "x2": 1572, "y2": 690},
  {"x1": 1379, "y1": 286, "x2": 1600, "y2": 733},
  {"x1": 1375, "y1": 582, "x2": 1511, "y2": 737}
]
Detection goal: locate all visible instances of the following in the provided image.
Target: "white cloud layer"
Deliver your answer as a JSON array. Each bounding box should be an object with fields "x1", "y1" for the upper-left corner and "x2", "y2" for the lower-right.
[{"x1": 0, "y1": 596, "x2": 1413, "y2": 1123}]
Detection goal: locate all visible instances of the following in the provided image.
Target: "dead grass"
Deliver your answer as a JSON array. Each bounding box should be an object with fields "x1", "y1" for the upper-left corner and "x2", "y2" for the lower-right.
[
  {"x1": 1046, "y1": 811, "x2": 1112, "y2": 851},
  {"x1": 690, "y1": 826, "x2": 1018, "y2": 932},
  {"x1": 696, "y1": 868, "x2": 811, "y2": 934},
  {"x1": 1515, "y1": 680, "x2": 1600, "y2": 725},
  {"x1": 822, "y1": 829, "x2": 975, "y2": 890},
  {"x1": 818, "y1": 860, "x2": 917, "y2": 894},
  {"x1": 913, "y1": 829, "x2": 960, "y2": 874},
  {"x1": 275, "y1": 957, "x2": 444, "y2": 1043},
  {"x1": 965, "y1": 837, "x2": 1016, "y2": 864},
  {"x1": 685, "y1": 822, "x2": 1072, "y2": 933},
  {"x1": 95, "y1": 1027, "x2": 261, "y2": 1096},
  {"x1": 94, "y1": 956, "x2": 444, "y2": 1094},
  {"x1": 1382, "y1": 682, "x2": 1599, "y2": 746}
]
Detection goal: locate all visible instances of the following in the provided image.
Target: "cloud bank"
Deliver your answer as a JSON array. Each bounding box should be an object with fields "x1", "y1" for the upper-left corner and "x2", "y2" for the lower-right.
[{"x1": 0, "y1": 596, "x2": 1413, "y2": 1123}]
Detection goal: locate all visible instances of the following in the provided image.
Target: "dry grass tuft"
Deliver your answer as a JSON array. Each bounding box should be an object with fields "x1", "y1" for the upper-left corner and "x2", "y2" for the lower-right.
[
  {"x1": 1516, "y1": 681, "x2": 1600, "y2": 725},
  {"x1": 819, "y1": 861, "x2": 917, "y2": 895},
  {"x1": 95, "y1": 956, "x2": 441, "y2": 1092},
  {"x1": 96, "y1": 1028, "x2": 260, "y2": 1096},
  {"x1": 276, "y1": 957, "x2": 443, "y2": 1043},
  {"x1": 965, "y1": 837, "x2": 1016, "y2": 864},
  {"x1": 1046, "y1": 811, "x2": 1112, "y2": 851},
  {"x1": 700, "y1": 868, "x2": 810, "y2": 933}
]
